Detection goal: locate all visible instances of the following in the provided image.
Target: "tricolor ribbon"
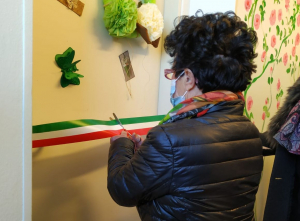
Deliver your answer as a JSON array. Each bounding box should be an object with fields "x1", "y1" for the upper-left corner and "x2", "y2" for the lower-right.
[{"x1": 32, "y1": 115, "x2": 164, "y2": 148}]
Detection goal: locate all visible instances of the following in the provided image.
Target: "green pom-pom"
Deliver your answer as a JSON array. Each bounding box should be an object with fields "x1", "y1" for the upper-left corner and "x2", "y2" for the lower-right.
[{"x1": 103, "y1": 0, "x2": 139, "y2": 38}]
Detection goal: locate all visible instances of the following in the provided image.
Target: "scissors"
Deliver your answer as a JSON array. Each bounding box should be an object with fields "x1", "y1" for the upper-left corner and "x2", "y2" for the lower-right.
[{"x1": 113, "y1": 113, "x2": 132, "y2": 138}]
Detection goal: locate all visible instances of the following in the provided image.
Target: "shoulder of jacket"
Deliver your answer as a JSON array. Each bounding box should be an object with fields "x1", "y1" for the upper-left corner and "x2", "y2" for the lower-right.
[{"x1": 146, "y1": 125, "x2": 172, "y2": 144}]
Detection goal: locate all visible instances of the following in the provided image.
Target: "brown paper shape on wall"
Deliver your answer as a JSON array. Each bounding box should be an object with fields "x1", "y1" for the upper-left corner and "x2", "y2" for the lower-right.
[
  {"x1": 136, "y1": 23, "x2": 160, "y2": 48},
  {"x1": 57, "y1": 0, "x2": 85, "y2": 16}
]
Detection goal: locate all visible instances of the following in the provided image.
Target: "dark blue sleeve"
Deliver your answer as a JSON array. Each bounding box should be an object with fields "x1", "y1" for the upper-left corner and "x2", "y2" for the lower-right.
[
  {"x1": 259, "y1": 132, "x2": 277, "y2": 156},
  {"x1": 107, "y1": 126, "x2": 173, "y2": 207}
]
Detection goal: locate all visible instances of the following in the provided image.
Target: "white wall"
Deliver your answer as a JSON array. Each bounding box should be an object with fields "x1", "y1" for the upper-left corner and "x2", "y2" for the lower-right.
[
  {"x1": 32, "y1": 0, "x2": 164, "y2": 220},
  {"x1": 189, "y1": 0, "x2": 236, "y2": 15},
  {"x1": 0, "y1": 0, "x2": 32, "y2": 221}
]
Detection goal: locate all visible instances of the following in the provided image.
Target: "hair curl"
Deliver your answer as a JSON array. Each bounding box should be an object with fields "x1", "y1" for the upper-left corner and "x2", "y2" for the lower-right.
[{"x1": 164, "y1": 10, "x2": 258, "y2": 93}]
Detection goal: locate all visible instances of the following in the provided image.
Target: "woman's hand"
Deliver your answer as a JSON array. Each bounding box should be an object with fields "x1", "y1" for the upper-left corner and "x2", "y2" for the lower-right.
[
  {"x1": 110, "y1": 131, "x2": 128, "y2": 144},
  {"x1": 110, "y1": 131, "x2": 144, "y2": 152},
  {"x1": 131, "y1": 133, "x2": 144, "y2": 152}
]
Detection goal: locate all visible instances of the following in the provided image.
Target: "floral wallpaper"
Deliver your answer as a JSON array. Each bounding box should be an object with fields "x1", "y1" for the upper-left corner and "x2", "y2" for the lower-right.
[{"x1": 236, "y1": 0, "x2": 300, "y2": 132}]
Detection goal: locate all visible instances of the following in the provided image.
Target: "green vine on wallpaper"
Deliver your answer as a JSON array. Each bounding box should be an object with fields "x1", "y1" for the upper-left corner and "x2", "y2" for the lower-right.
[{"x1": 243, "y1": 0, "x2": 300, "y2": 131}]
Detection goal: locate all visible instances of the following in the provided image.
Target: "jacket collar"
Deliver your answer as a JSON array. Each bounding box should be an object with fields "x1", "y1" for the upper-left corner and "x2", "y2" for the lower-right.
[{"x1": 207, "y1": 100, "x2": 245, "y2": 116}]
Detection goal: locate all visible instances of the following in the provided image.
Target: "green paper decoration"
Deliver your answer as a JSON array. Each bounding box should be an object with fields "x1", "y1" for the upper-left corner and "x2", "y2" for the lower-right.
[
  {"x1": 55, "y1": 47, "x2": 84, "y2": 88},
  {"x1": 103, "y1": 0, "x2": 139, "y2": 38},
  {"x1": 142, "y1": 0, "x2": 156, "y2": 3}
]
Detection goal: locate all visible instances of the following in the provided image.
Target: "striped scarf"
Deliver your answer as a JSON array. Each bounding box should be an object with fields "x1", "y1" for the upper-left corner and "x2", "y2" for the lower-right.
[{"x1": 159, "y1": 90, "x2": 244, "y2": 125}]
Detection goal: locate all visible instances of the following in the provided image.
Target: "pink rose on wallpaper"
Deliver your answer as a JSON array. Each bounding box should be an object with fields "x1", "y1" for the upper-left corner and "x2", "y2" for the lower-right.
[
  {"x1": 298, "y1": 15, "x2": 300, "y2": 27},
  {"x1": 270, "y1": 10, "x2": 276, "y2": 25},
  {"x1": 270, "y1": 67, "x2": 274, "y2": 73},
  {"x1": 283, "y1": 53, "x2": 288, "y2": 66},
  {"x1": 271, "y1": 35, "x2": 276, "y2": 47},
  {"x1": 247, "y1": 96, "x2": 253, "y2": 111},
  {"x1": 245, "y1": 0, "x2": 252, "y2": 11},
  {"x1": 261, "y1": 51, "x2": 266, "y2": 62},
  {"x1": 278, "y1": 9, "x2": 282, "y2": 21},
  {"x1": 298, "y1": 0, "x2": 300, "y2": 5},
  {"x1": 277, "y1": 101, "x2": 280, "y2": 109},
  {"x1": 265, "y1": 98, "x2": 269, "y2": 105},
  {"x1": 277, "y1": 79, "x2": 281, "y2": 91},
  {"x1": 254, "y1": 14, "x2": 260, "y2": 30},
  {"x1": 262, "y1": 112, "x2": 266, "y2": 120},
  {"x1": 292, "y1": 46, "x2": 296, "y2": 57},
  {"x1": 285, "y1": 0, "x2": 290, "y2": 11},
  {"x1": 296, "y1": 33, "x2": 300, "y2": 46}
]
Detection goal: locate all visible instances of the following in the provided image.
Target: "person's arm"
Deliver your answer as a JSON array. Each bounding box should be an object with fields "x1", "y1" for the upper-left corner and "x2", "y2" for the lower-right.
[
  {"x1": 107, "y1": 126, "x2": 173, "y2": 207},
  {"x1": 259, "y1": 131, "x2": 277, "y2": 156}
]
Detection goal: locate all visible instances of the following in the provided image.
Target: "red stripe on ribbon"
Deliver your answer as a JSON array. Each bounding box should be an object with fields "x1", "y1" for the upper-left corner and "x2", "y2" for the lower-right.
[{"x1": 32, "y1": 128, "x2": 152, "y2": 148}]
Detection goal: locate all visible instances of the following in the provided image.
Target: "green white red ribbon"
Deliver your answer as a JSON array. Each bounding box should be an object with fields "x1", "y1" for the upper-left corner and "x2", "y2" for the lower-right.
[{"x1": 32, "y1": 115, "x2": 164, "y2": 148}]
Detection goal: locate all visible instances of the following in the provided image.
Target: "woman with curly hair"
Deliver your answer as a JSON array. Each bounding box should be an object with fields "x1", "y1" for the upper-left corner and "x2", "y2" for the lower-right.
[{"x1": 107, "y1": 10, "x2": 263, "y2": 221}]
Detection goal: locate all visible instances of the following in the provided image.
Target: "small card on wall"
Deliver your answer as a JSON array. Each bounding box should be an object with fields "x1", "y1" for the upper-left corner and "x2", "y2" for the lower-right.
[
  {"x1": 57, "y1": 0, "x2": 85, "y2": 16},
  {"x1": 119, "y1": 51, "x2": 135, "y2": 82}
]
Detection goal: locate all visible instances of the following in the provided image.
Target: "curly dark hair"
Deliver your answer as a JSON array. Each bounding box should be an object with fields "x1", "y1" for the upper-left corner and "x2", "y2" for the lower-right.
[{"x1": 164, "y1": 10, "x2": 258, "y2": 93}]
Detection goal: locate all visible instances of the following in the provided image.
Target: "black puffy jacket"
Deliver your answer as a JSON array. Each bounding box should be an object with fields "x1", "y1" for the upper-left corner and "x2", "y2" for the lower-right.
[{"x1": 107, "y1": 100, "x2": 263, "y2": 221}]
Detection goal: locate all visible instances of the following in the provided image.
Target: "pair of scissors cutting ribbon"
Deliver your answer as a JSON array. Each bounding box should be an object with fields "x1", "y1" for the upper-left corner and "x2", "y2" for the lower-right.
[{"x1": 113, "y1": 113, "x2": 132, "y2": 137}]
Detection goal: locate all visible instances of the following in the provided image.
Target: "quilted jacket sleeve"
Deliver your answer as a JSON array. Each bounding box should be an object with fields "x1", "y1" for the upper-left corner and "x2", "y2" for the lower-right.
[{"x1": 107, "y1": 126, "x2": 173, "y2": 207}]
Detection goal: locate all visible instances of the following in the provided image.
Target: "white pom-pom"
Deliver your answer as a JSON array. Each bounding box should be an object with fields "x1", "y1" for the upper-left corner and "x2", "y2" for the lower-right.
[{"x1": 137, "y1": 3, "x2": 164, "y2": 42}]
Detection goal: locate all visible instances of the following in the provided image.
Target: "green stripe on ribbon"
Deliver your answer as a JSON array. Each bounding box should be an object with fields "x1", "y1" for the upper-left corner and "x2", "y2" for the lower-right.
[{"x1": 33, "y1": 115, "x2": 165, "y2": 134}]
